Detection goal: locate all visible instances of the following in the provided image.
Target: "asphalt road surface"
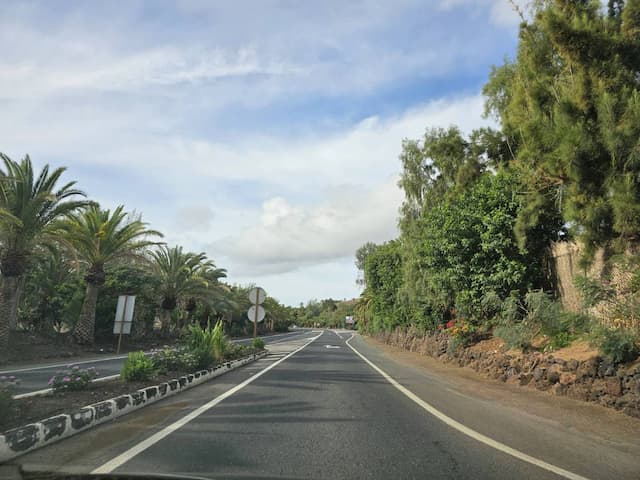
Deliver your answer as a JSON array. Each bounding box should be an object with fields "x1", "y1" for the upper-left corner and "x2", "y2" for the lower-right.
[
  {"x1": 10, "y1": 330, "x2": 640, "y2": 479},
  {"x1": 0, "y1": 330, "x2": 312, "y2": 396}
]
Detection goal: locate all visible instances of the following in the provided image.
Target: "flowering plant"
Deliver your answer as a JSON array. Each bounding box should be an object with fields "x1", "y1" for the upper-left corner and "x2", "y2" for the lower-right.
[
  {"x1": 442, "y1": 318, "x2": 476, "y2": 344},
  {"x1": 49, "y1": 365, "x2": 98, "y2": 392},
  {"x1": 0, "y1": 375, "x2": 20, "y2": 389}
]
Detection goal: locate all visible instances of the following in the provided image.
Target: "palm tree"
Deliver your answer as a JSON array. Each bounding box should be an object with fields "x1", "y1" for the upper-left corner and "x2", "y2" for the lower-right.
[
  {"x1": 60, "y1": 205, "x2": 163, "y2": 344},
  {"x1": 0, "y1": 153, "x2": 88, "y2": 360},
  {"x1": 149, "y1": 245, "x2": 227, "y2": 334}
]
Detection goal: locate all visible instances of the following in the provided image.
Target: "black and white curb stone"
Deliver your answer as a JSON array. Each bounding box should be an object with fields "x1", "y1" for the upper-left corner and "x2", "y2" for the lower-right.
[{"x1": 0, "y1": 351, "x2": 268, "y2": 463}]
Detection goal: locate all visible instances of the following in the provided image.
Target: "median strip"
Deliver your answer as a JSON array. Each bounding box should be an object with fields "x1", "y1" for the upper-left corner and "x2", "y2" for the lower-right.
[{"x1": 0, "y1": 351, "x2": 268, "y2": 464}]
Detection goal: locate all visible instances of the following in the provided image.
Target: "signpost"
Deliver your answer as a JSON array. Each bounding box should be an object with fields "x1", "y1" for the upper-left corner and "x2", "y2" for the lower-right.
[
  {"x1": 248, "y1": 287, "x2": 266, "y2": 339},
  {"x1": 113, "y1": 295, "x2": 136, "y2": 354}
]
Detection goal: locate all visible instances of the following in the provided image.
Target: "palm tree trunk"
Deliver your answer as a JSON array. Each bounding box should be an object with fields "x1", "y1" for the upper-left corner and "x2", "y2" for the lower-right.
[
  {"x1": 73, "y1": 282, "x2": 101, "y2": 344},
  {"x1": 160, "y1": 309, "x2": 172, "y2": 336},
  {"x1": 0, "y1": 277, "x2": 17, "y2": 362},
  {"x1": 2, "y1": 275, "x2": 20, "y2": 331},
  {"x1": 9, "y1": 277, "x2": 24, "y2": 330}
]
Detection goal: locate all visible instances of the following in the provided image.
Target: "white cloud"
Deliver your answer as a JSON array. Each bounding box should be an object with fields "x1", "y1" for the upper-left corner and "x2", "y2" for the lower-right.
[
  {"x1": 0, "y1": 45, "x2": 299, "y2": 99},
  {"x1": 212, "y1": 177, "x2": 403, "y2": 276},
  {"x1": 440, "y1": 0, "x2": 525, "y2": 27},
  {"x1": 194, "y1": 94, "x2": 491, "y2": 280},
  {"x1": 102, "y1": 94, "x2": 490, "y2": 192},
  {"x1": 175, "y1": 205, "x2": 215, "y2": 232},
  {"x1": 0, "y1": 1, "x2": 514, "y2": 304}
]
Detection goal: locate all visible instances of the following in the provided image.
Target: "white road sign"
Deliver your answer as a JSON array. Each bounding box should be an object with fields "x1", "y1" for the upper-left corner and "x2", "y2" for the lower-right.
[
  {"x1": 247, "y1": 305, "x2": 266, "y2": 323},
  {"x1": 113, "y1": 295, "x2": 136, "y2": 334},
  {"x1": 248, "y1": 287, "x2": 266, "y2": 305}
]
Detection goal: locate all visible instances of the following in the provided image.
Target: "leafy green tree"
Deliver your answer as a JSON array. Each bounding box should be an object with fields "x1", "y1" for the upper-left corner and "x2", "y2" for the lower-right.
[
  {"x1": 0, "y1": 154, "x2": 88, "y2": 359},
  {"x1": 60, "y1": 205, "x2": 162, "y2": 343},
  {"x1": 19, "y1": 248, "x2": 84, "y2": 335},
  {"x1": 149, "y1": 245, "x2": 226, "y2": 335},
  {"x1": 363, "y1": 240, "x2": 404, "y2": 332},
  {"x1": 483, "y1": 0, "x2": 640, "y2": 259},
  {"x1": 93, "y1": 264, "x2": 161, "y2": 340},
  {"x1": 355, "y1": 242, "x2": 378, "y2": 286},
  {"x1": 412, "y1": 172, "x2": 559, "y2": 326}
]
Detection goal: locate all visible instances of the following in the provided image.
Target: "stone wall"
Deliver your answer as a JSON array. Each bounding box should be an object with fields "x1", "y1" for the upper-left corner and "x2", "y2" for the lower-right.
[
  {"x1": 551, "y1": 241, "x2": 597, "y2": 313},
  {"x1": 377, "y1": 327, "x2": 640, "y2": 418}
]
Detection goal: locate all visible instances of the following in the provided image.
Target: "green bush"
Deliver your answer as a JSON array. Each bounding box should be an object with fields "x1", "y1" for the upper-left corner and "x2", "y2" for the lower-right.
[
  {"x1": 224, "y1": 343, "x2": 251, "y2": 360},
  {"x1": 49, "y1": 365, "x2": 98, "y2": 392},
  {"x1": 0, "y1": 377, "x2": 19, "y2": 425},
  {"x1": 562, "y1": 312, "x2": 593, "y2": 336},
  {"x1": 592, "y1": 327, "x2": 639, "y2": 364},
  {"x1": 252, "y1": 337, "x2": 265, "y2": 350},
  {"x1": 187, "y1": 320, "x2": 228, "y2": 369},
  {"x1": 494, "y1": 323, "x2": 533, "y2": 350},
  {"x1": 151, "y1": 348, "x2": 199, "y2": 373},
  {"x1": 121, "y1": 351, "x2": 156, "y2": 381},
  {"x1": 495, "y1": 290, "x2": 573, "y2": 351},
  {"x1": 545, "y1": 332, "x2": 571, "y2": 352}
]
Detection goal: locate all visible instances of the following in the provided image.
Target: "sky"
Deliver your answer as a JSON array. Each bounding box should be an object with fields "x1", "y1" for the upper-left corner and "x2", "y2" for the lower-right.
[{"x1": 0, "y1": 0, "x2": 525, "y2": 306}]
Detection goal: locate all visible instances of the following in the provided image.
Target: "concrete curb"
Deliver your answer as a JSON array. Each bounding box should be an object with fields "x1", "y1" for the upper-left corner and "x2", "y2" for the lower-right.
[{"x1": 0, "y1": 351, "x2": 268, "y2": 463}]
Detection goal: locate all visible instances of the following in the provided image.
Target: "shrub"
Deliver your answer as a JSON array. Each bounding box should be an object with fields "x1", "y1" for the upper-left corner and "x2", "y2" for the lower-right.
[
  {"x1": 562, "y1": 312, "x2": 593, "y2": 336},
  {"x1": 187, "y1": 320, "x2": 228, "y2": 369},
  {"x1": 545, "y1": 332, "x2": 571, "y2": 352},
  {"x1": 224, "y1": 343, "x2": 251, "y2": 360},
  {"x1": 0, "y1": 376, "x2": 19, "y2": 425},
  {"x1": 48, "y1": 366, "x2": 98, "y2": 392},
  {"x1": 592, "y1": 327, "x2": 639, "y2": 364},
  {"x1": 441, "y1": 318, "x2": 476, "y2": 347},
  {"x1": 252, "y1": 337, "x2": 265, "y2": 350},
  {"x1": 151, "y1": 348, "x2": 199, "y2": 374},
  {"x1": 495, "y1": 290, "x2": 571, "y2": 351},
  {"x1": 121, "y1": 351, "x2": 156, "y2": 381},
  {"x1": 494, "y1": 323, "x2": 533, "y2": 350}
]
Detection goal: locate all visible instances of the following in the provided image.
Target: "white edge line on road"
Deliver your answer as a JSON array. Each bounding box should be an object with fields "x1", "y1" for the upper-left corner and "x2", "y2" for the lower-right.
[
  {"x1": 91, "y1": 331, "x2": 324, "y2": 474},
  {"x1": 0, "y1": 355, "x2": 129, "y2": 374},
  {"x1": 2, "y1": 330, "x2": 310, "y2": 375},
  {"x1": 345, "y1": 334, "x2": 591, "y2": 480}
]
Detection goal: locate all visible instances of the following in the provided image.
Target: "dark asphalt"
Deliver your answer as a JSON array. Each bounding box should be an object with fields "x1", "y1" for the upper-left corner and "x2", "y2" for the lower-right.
[
  {"x1": 2, "y1": 330, "x2": 312, "y2": 395},
  {"x1": 104, "y1": 330, "x2": 563, "y2": 480},
  {"x1": 11, "y1": 330, "x2": 640, "y2": 479}
]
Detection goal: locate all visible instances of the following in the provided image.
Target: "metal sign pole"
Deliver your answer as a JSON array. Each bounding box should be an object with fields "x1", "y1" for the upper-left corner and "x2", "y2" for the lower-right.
[
  {"x1": 117, "y1": 295, "x2": 128, "y2": 354},
  {"x1": 253, "y1": 291, "x2": 258, "y2": 339}
]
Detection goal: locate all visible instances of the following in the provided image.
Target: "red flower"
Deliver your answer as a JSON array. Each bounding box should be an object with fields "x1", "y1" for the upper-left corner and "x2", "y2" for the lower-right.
[{"x1": 446, "y1": 320, "x2": 455, "y2": 329}]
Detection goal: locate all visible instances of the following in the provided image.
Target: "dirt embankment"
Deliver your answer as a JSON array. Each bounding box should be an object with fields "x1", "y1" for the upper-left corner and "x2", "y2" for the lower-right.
[{"x1": 375, "y1": 327, "x2": 640, "y2": 418}]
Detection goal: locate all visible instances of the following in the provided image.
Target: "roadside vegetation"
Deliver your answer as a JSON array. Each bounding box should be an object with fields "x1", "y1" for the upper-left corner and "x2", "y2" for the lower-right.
[
  {"x1": 297, "y1": 1, "x2": 640, "y2": 365},
  {"x1": 0, "y1": 322, "x2": 267, "y2": 433},
  {"x1": 0, "y1": 157, "x2": 294, "y2": 364}
]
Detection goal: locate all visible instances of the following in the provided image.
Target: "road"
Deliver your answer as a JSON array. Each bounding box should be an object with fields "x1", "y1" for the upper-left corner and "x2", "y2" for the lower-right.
[
  {"x1": 10, "y1": 329, "x2": 640, "y2": 479},
  {"x1": 0, "y1": 330, "x2": 312, "y2": 396}
]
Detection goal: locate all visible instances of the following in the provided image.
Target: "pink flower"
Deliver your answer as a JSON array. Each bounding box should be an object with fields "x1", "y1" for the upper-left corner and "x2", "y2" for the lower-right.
[{"x1": 63, "y1": 377, "x2": 71, "y2": 382}]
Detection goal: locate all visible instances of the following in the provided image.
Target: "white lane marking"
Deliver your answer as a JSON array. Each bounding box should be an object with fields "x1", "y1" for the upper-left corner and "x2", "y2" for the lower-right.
[
  {"x1": 0, "y1": 355, "x2": 129, "y2": 374},
  {"x1": 263, "y1": 332, "x2": 314, "y2": 345},
  {"x1": 234, "y1": 331, "x2": 305, "y2": 344},
  {"x1": 92, "y1": 331, "x2": 324, "y2": 474},
  {"x1": 1, "y1": 331, "x2": 309, "y2": 375},
  {"x1": 345, "y1": 334, "x2": 590, "y2": 480}
]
